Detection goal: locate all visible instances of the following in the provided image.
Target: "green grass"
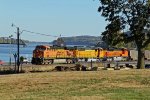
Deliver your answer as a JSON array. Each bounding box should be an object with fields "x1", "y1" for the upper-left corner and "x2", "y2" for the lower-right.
[{"x1": 0, "y1": 70, "x2": 150, "y2": 100}]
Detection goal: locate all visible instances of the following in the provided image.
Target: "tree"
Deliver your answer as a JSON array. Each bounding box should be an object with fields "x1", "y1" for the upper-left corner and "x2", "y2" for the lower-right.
[
  {"x1": 98, "y1": 0, "x2": 150, "y2": 69},
  {"x1": 20, "y1": 56, "x2": 24, "y2": 71}
]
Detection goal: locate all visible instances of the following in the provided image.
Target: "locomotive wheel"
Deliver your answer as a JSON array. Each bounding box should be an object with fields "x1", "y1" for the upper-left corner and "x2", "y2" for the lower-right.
[
  {"x1": 48, "y1": 59, "x2": 54, "y2": 64},
  {"x1": 41, "y1": 59, "x2": 46, "y2": 65},
  {"x1": 66, "y1": 59, "x2": 69, "y2": 64},
  {"x1": 66, "y1": 59, "x2": 72, "y2": 64},
  {"x1": 51, "y1": 59, "x2": 54, "y2": 64},
  {"x1": 72, "y1": 58, "x2": 78, "y2": 63},
  {"x1": 85, "y1": 58, "x2": 88, "y2": 62}
]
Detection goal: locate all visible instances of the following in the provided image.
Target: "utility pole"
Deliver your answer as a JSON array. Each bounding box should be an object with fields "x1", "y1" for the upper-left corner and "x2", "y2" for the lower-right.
[
  {"x1": 9, "y1": 35, "x2": 13, "y2": 66},
  {"x1": 17, "y1": 27, "x2": 20, "y2": 73}
]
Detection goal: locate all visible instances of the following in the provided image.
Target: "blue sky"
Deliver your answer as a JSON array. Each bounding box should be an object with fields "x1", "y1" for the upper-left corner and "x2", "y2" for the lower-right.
[{"x1": 0, "y1": 0, "x2": 107, "y2": 42}]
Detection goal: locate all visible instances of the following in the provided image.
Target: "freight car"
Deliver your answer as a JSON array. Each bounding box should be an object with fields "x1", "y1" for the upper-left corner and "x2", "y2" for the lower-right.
[{"x1": 128, "y1": 49, "x2": 150, "y2": 61}]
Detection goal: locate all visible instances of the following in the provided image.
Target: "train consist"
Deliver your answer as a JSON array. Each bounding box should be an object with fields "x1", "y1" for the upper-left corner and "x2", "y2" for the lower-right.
[
  {"x1": 31, "y1": 45, "x2": 150, "y2": 65},
  {"x1": 31, "y1": 45, "x2": 129, "y2": 65}
]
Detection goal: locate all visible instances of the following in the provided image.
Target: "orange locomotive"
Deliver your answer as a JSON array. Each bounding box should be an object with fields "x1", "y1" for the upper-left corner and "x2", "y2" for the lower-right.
[
  {"x1": 31, "y1": 45, "x2": 129, "y2": 65},
  {"x1": 72, "y1": 48, "x2": 105, "y2": 62},
  {"x1": 104, "y1": 48, "x2": 129, "y2": 60},
  {"x1": 31, "y1": 45, "x2": 74, "y2": 64}
]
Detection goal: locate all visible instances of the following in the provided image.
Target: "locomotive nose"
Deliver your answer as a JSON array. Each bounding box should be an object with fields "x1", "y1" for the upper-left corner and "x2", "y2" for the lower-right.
[{"x1": 33, "y1": 50, "x2": 43, "y2": 58}]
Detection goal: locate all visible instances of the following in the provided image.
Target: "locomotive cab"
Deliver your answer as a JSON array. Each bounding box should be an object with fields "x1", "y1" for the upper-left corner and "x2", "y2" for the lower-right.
[
  {"x1": 32, "y1": 45, "x2": 50, "y2": 64},
  {"x1": 33, "y1": 45, "x2": 48, "y2": 58}
]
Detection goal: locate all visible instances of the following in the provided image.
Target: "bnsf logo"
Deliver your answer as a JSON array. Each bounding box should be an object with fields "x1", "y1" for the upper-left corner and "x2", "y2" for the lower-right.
[{"x1": 56, "y1": 51, "x2": 64, "y2": 56}]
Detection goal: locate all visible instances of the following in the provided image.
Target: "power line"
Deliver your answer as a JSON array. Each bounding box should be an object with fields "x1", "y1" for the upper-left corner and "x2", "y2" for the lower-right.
[{"x1": 21, "y1": 30, "x2": 59, "y2": 38}]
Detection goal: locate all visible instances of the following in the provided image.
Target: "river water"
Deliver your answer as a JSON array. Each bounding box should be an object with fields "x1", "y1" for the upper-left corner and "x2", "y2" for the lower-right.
[{"x1": 0, "y1": 42, "x2": 50, "y2": 63}]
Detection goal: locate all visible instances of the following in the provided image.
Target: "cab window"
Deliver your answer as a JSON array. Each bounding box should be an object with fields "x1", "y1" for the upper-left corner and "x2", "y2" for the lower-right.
[{"x1": 36, "y1": 46, "x2": 46, "y2": 50}]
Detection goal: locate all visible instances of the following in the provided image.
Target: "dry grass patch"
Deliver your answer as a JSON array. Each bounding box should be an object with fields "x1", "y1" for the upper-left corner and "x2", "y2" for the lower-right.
[{"x1": 0, "y1": 70, "x2": 150, "y2": 100}]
